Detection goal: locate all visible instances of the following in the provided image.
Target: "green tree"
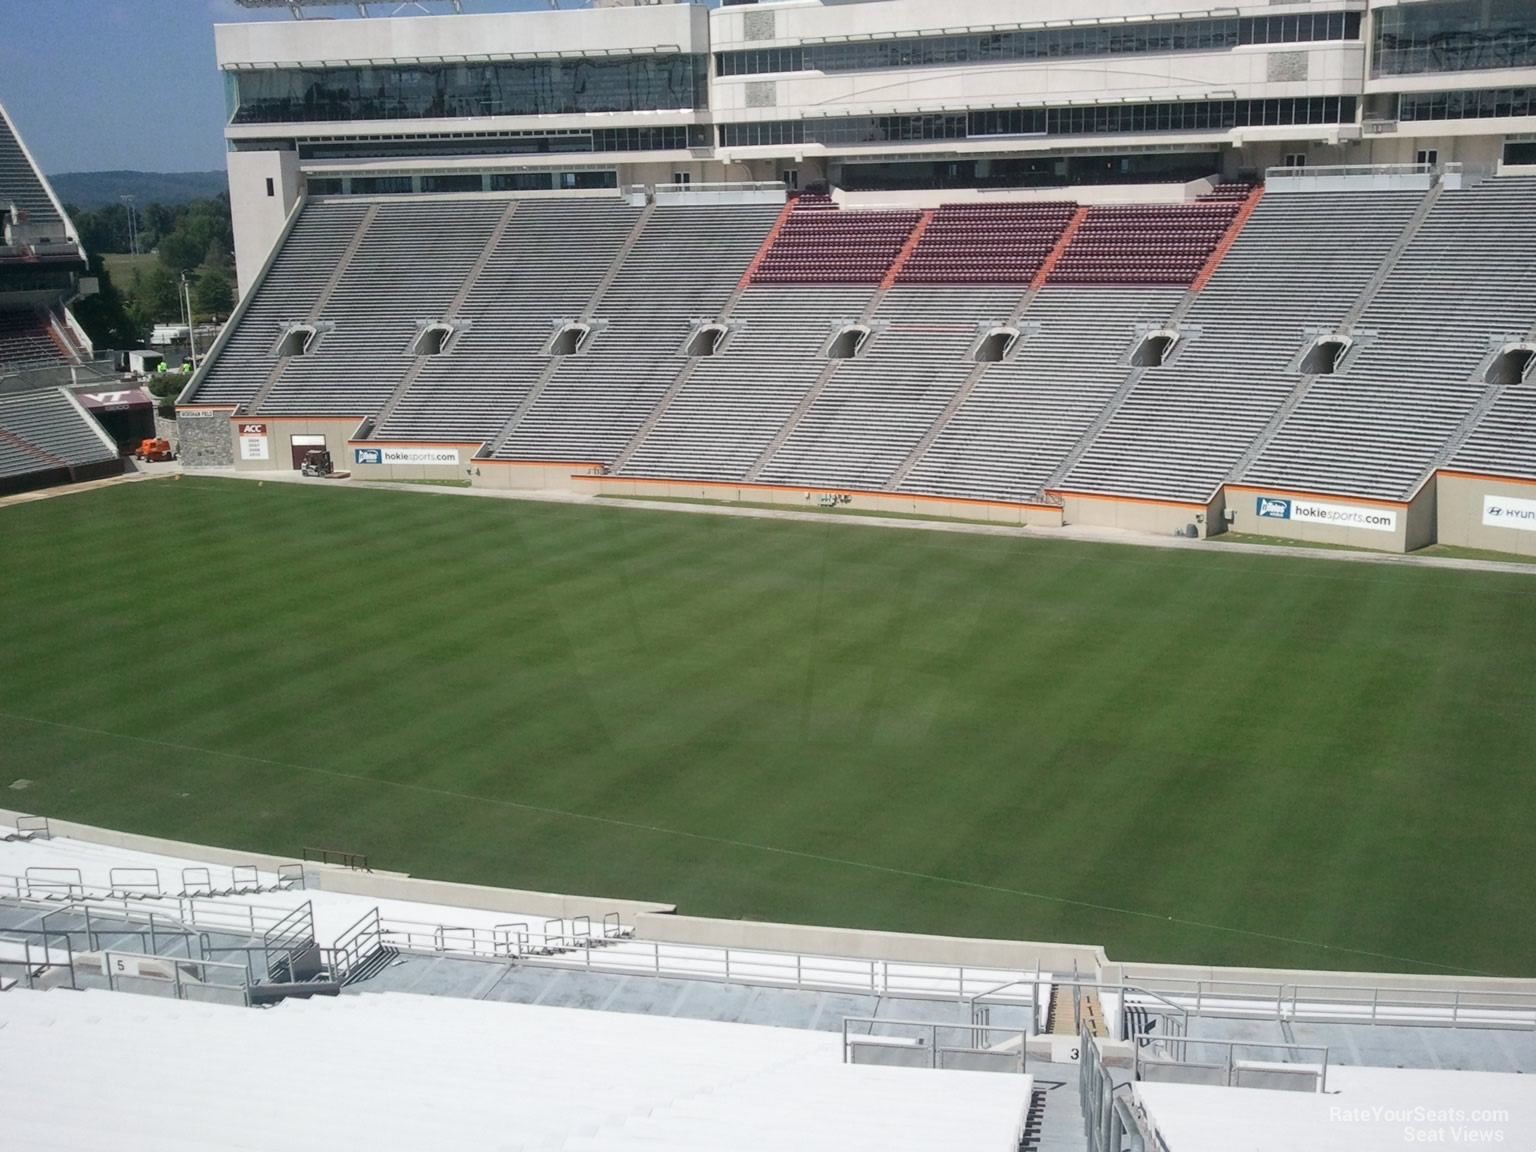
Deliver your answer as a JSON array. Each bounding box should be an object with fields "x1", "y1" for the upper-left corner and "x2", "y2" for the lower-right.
[
  {"x1": 159, "y1": 215, "x2": 217, "y2": 273},
  {"x1": 131, "y1": 264, "x2": 183, "y2": 329},
  {"x1": 70, "y1": 254, "x2": 140, "y2": 349},
  {"x1": 193, "y1": 266, "x2": 233, "y2": 318}
]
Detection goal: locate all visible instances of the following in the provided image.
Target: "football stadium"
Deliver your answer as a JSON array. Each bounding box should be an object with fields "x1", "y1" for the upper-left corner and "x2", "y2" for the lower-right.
[{"x1": 3, "y1": 0, "x2": 1536, "y2": 1148}]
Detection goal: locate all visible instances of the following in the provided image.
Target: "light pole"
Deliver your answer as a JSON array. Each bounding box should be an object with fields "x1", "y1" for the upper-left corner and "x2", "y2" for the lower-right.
[
  {"x1": 120, "y1": 195, "x2": 137, "y2": 255},
  {"x1": 180, "y1": 271, "x2": 199, "y2": 372}
]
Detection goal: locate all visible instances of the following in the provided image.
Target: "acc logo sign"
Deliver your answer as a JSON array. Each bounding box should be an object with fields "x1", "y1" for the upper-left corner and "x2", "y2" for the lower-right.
[
  {"x1": 1256, "y1": 497, "x2": 1292, "y2": 520},
  {"x1": 354, "y1": 448, "x2": 382, "y2": 465},
  {"x1": 239, "y1": 422, "x2": 268, "y2": 436}
]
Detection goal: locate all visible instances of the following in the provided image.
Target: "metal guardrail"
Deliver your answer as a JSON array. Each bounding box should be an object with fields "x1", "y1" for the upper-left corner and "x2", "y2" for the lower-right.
[
  {"x1": 303, "y1": 847, "x2": 370, "y2": 871},
  {"x1": 101, "y1": 949, "x2": 251, "y2": 1007},
  {"x1": 841, "y1": 1016, "x2": 1028, "y2": 1073},
  {"x1": 0, "y1": 930, "x2": 76, "y2": 991},
  {"x1": 654, "y1": 180, "x2": 786, "y2": 195},
  {"x1": 0, "y1": 864, "x2": 302, "y2": 909},
  {"x1": 1124, "y1": 976, "x2": 1536, "y2": 1031},
  {"x1": 1133, "y1": 1033, "x2": 1329, "y2": 1092},
  {"x1": 365, "y1": 918, "x2": 1050, "y2": 1005}
]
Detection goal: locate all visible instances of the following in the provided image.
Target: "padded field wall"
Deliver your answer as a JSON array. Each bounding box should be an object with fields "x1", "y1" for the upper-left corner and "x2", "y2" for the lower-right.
[
  {"x1": 1057, "y1": 492, "x2": 1215, "y2": 538},
  {"x1": 1436, "y1": 472, "x2": 1536, "y2": 558},
  {"x1": 1223, "y1": 481, "x2": 1437, "y2": 554}
]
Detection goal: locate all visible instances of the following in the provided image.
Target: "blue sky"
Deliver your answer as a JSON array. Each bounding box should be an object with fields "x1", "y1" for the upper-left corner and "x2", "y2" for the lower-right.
[{"x1": 0, "y1": 0, "x2": 608, "y2": 175}]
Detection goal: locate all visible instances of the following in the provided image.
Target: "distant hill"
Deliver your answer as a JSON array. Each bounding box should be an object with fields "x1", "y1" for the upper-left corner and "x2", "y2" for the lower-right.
[{"x1": 48, "y1": 170, "x2": 226, "y2": 211}]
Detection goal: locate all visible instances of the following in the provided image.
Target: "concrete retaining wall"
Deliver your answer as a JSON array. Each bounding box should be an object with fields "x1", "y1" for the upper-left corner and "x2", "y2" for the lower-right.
[
  {"x1": 305, "y1": 868, "x2": 675, "y2": 923},
  {"x1": 0, "y1": 808, "x2": 674, "y2": 922},
  {"x1": 633, "y1": 912, "x2": 1106, "y2": 972},
  {"x1": 576, "y1": 474, "x2": 1064, "y2": 527}
]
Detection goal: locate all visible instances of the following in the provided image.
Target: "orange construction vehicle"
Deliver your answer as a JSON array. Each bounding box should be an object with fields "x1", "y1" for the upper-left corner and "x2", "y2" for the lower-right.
[{"x1": 134, "y1": 438, "x2": 174, "y2": 462}]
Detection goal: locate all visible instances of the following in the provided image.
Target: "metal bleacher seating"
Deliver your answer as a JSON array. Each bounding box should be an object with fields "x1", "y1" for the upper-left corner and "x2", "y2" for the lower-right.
[
  {"x1": 896, "y1": 203, "x2": 1076, "y2": 285},
  {"x1": 1049, "y1": 201, "x2": 1240, "y2": 287},
  {"x1": 756, "y1": 287, "x2": 1026, "y2": 491},
  {"x1": 1454, "y1": 377, "x2": 1536, "y2": 482},
  {"x1": 1241, "y1": 176, "x2": 1536, "y2": 500},
  {"x1": 1060, "y1": 190, "x2": 1424, "y2": 503},
  {"x1": 0, "y1": 106, "x2": 64, "y2": 235},
  {"x1": 619, "y1": 286, "x2": 875, "y2": 481},
  {"x1": 900, "y1": 287, "x2": 1187, "y2": 504},
  {"x1": 0, "y1": 309, "x2": 68, "y2": 372},
  {"x1": 751, "y1": 206, "x2": 921, "y2": 284},
  {"x1": 376, "y1": 199, "x2": 639, "y2": 443},
  {"x1": 0, "y1": 387, "x2": 116, "y2": 478},
  {"x1": 263, "y1": 200, "x2": 506, "y2": 417},
  {"x1": 0, "y1": 988, "x2": 1029, "y2": 1151},
  {"x1": 191, "y1": 201, "x2": 370, "y2": 407},
  {"x1": 495, "y1": 204, "x2": 778, "y2": 462}
]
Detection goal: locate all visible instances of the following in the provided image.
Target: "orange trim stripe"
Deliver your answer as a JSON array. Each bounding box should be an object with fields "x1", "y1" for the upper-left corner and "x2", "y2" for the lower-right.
[
  {"x1": 347, "y1": 440, "x2": 483, "y2": 448},
  {"x1": 228, "y1": 414, "x2": 363, "y2": 423},
  {"x1": 577, "y1": 472, "x2": 1059, "y2": 512},
  {"x1": 1191, "y1": 185, "x2": 1263, "y2": 292},
  {"x1": 880, "y1": 209, "x2": 935, "y2": 290},
  {"x1": 739, "y1": 198, "x2": 798, "y2": 291},
  {"x1": 1437, "y1": 469, "x2": 1536, "y2": 488},
  {"x1": 479, "y1": 458, "x2": 604, "y2": 468},
  {"x1": 1049, "y1": 489, "x2": 1208, "y2": 510},
  {"x1": 1030, "y1": 205, "x2": 1090, "y2": 291}
]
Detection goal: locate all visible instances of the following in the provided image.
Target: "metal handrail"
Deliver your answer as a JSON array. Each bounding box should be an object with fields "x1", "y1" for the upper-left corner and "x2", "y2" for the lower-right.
[
  {"x1": 101, "y1": 949, "x2": 251, "y2": 1007},
  {"x1": 369, "y1": 916, "x2": 1048, "y2": 1004},
  {"x1": 1132, "y1": 1033, "x2": 1329, "y2": 1092},
  {"x1": 0, "y1": 865, "x2": 302, "y2": 911},
  {"x1": 1122, "y1": 976, "x2": 1536, "y2": 1030},
  {"x1": 841, "y1": 1016, "x2": 1029, "y2": 1073},
  {"x1": 302, "y1": 846, "x2": 370, "y2": 871},
  {"x1": 0, "y1": 928, "x2": 77, "y2": 990},
  {"x1": 654, "y1": 180, "x2": 785, "y2": 195},
  {"x1": 1267, "y1": 162, "x2": 1443, "y2": 178}
]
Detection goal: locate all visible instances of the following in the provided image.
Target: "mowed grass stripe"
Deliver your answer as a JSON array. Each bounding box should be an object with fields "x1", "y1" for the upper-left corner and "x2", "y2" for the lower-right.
[{"x1": 1, "y1": 476, "x2": 1532, "y2": 975}]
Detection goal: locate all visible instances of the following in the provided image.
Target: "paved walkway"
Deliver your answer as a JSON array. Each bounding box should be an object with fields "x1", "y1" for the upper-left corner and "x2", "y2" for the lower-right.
[
  {"x1": 199, "y1": 468, "x2": 1536, "y2": 578},
  {"x1": 11, "y1": 464, "x2": 1531, "y2": 578}
]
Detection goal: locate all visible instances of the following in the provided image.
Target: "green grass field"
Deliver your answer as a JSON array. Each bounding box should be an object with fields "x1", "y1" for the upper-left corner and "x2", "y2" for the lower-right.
[{"x1": 3, "y1": 477, "x2": 1534, "y2": 976}]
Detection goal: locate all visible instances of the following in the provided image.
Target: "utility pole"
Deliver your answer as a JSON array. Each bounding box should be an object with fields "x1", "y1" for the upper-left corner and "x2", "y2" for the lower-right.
[
  {"x1": 120, "y1": 195, "x2": 137, "y2": 255},
  {"x1": 181, "y1": 271, "x2": 199, "y2": 371}
]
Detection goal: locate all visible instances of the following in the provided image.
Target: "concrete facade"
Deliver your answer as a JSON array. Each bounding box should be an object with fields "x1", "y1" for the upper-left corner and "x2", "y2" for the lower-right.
[
  {"x1": 214, "y1": 0, "x2": 1536, "y2": 295},
  {"x1": 1436, "y1": 471, "x2": 1536, "y2": 558},
  {"x1": 229, "y1": 415, "x2": 362, "y2": 472}
]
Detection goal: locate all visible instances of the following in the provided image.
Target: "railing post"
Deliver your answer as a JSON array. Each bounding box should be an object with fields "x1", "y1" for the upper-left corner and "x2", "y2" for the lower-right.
[
  {"x1": 796, "y1": 952, "x2": 802, "y2": 989},
  {"x1": 724, "y1": 949, "x2": 731, "y2": 983}
]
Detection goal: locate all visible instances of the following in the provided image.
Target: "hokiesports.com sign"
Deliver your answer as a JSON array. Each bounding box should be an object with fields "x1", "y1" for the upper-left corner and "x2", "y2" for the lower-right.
[
  {"x1": 1255, "y1": 495, "x2": 1397, "y2": 533},
  {"x1": 353, "y1": 446, "x2": 459, "y2": 466},
  {"x1": 1482, "y1": 494, "x2": 1536, "y2": 532}
]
